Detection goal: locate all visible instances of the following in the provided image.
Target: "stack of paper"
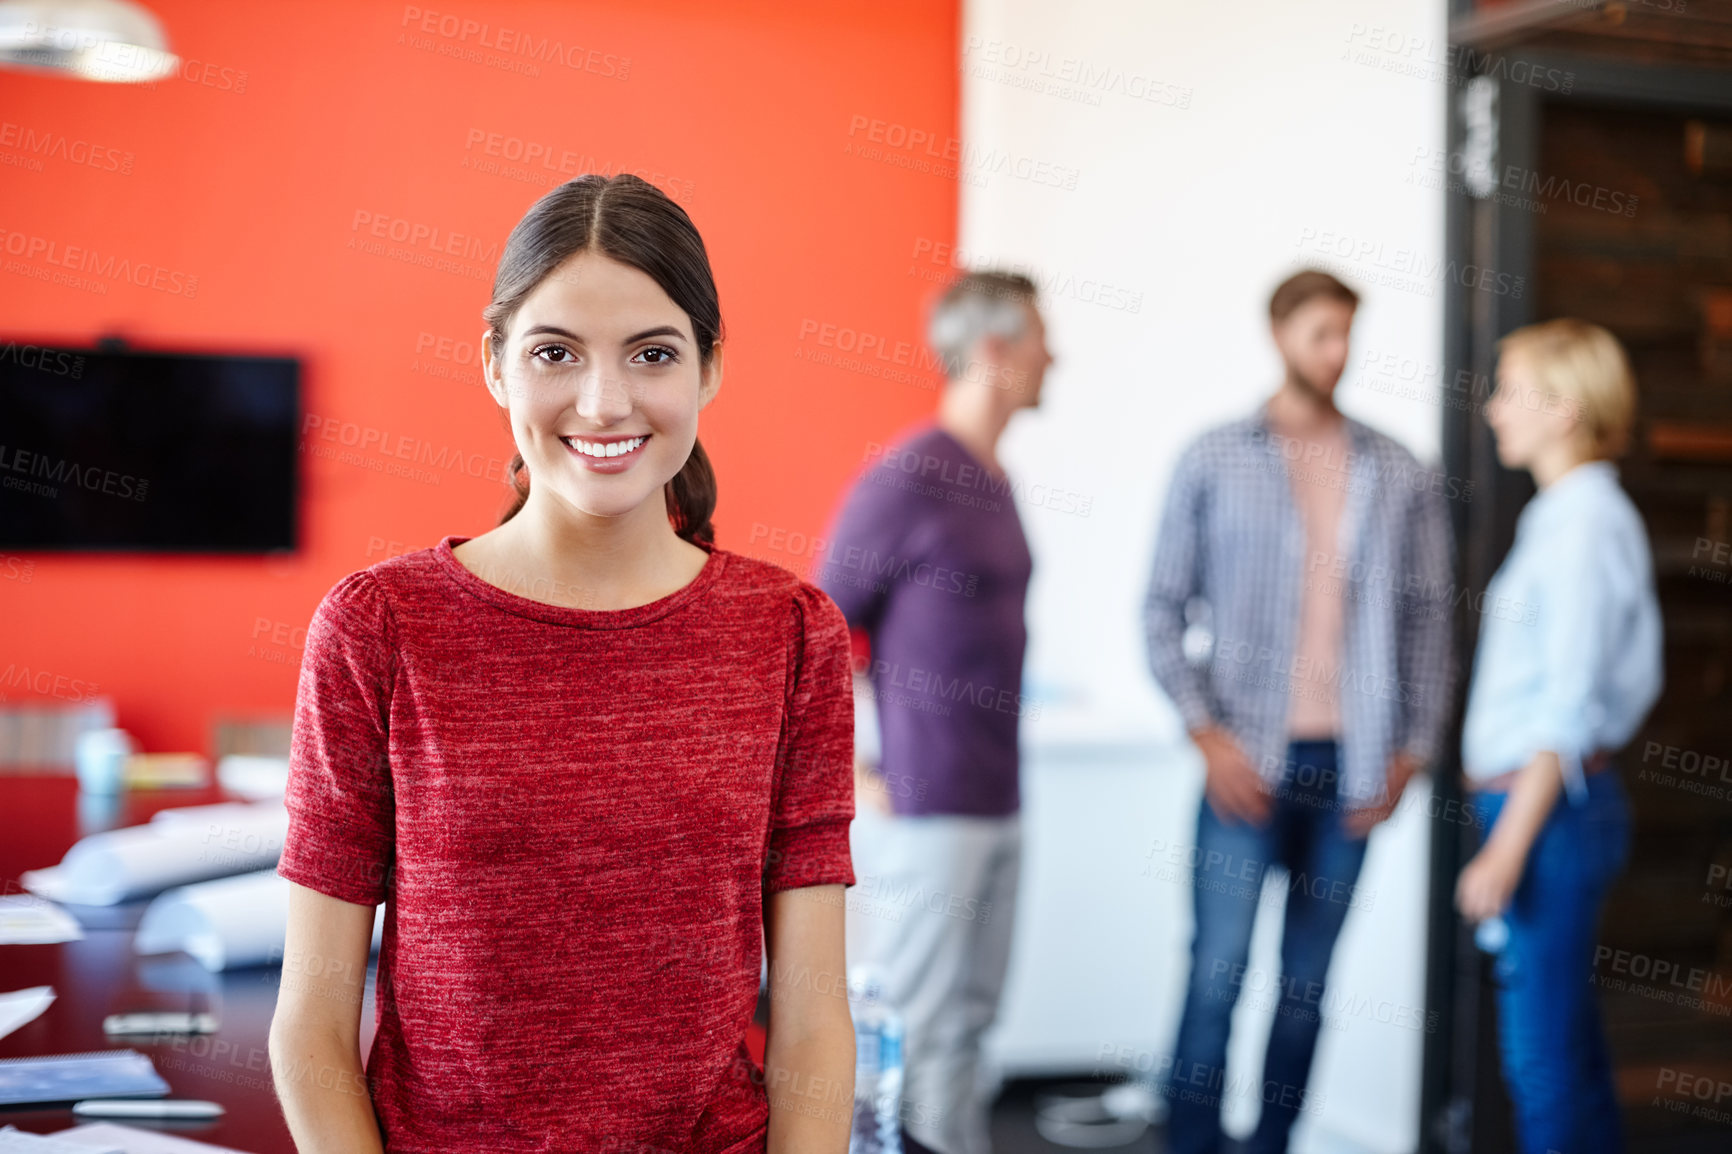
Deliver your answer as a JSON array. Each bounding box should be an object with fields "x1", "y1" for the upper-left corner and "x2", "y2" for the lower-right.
[
  {"x1": 20, "y1": 803, "x2": 288, "y2": 907},
  {"x1": 135, "y1": 871, "x2": 384, "y2": 972},
  {"x1": 52, "y1": 1123, "x2": 252, "y2": 1153},
  {"x1": 0, "y1": 1127, "x2": 124, "y2": 1154},
  {"x1": 213, "y1": 755, "x2": 288, "y2": 799},
  {"x1": 121, "y1": 754, "x2": 208, "y2": 789},
  {"x1": 0, "y1": 1050, "x2": 168, "y2": 1107},
  {"x1": 0, "y1": 896, "x2": 84, "y2": 945},
  {"x1": 0, "y1": 988, "x2": 55, "y2": 1042}
]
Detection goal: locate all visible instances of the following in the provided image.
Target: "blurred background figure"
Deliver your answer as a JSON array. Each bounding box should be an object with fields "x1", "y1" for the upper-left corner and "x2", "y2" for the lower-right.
[
  {"x1": 1456, "y1": 320, "x2": 1663, "y2": 1154},
  {"x1": 1142, "y1": 270, "x2": 1455, "y2": 1154},
  {"x1": 818, "y1": 271, "x2": 1053, "y2": 1154}
]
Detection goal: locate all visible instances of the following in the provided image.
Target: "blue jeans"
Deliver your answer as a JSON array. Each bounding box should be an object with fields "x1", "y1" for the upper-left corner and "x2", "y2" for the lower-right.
[
  {"x1": 1162, "y1": 739, "x2": 1370, "y2": 1154},
  {"x1": 1475, "y1": 768, "x2": 1631, "y2": 1154}
]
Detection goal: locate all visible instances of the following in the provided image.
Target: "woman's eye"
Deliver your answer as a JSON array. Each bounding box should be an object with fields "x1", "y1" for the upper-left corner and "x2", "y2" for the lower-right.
[
  {"x1": 635, "y1": 345, "x2": 678, "y2": 365},
  {"x1": 531, "y1": 344, "x2": 576, "y2": 365}
]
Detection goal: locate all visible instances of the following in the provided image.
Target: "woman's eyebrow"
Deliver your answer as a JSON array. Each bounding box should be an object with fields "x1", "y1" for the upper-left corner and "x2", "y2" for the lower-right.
[
  {"x1": 624, "y1": 325, "x2": 689, "y2": 343},
  {"x1": 520, "y1": 324, "x2": 689, "y2": 343}
]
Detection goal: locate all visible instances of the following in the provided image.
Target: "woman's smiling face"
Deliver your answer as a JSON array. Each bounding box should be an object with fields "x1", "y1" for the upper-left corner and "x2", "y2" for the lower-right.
[{"x1": 482, "y1": 247, "x2": 721, "y2": 524}]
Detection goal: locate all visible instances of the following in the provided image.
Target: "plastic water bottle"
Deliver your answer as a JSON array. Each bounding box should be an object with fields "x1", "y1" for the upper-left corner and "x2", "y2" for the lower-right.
[
  {"x1": 850, "y1": 986, "x2": 880, "y2": 1152},
  {"x1": 876, "y1": 1011, "x2": 904, "y2": 1153},
  {"x1": 1474, "y1": 914, "x2": 1509, "y2": 954},
  {"x1": 847, "y1": 967, "x2": 903, "y2": 1154}
]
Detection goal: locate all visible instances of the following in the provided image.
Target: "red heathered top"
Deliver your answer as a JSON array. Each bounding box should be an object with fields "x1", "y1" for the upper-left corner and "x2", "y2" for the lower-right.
[{"x1": 275, "y1": 534, "x2": 857, "y2": 1153}]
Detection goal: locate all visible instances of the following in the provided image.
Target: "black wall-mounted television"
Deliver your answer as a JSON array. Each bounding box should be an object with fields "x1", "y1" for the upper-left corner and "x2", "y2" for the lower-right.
[{"x1": 0, "y1": 342, "x2": 299, "y2": 553}]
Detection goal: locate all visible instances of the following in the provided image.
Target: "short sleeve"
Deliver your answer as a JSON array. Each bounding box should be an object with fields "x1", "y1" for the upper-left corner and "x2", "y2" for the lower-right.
[
  {"x1": 763, "y1": 582, "x2": 857, "y2": 893},
  {"x1": 276, "y1": 571, "x2": 398, "y2": 906}
]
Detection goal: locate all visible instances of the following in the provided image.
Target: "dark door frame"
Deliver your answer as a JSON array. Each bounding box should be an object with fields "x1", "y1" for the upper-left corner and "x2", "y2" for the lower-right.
[{"x1": 1424, "y1": 41, "x2": 1732, "y2": 1154}]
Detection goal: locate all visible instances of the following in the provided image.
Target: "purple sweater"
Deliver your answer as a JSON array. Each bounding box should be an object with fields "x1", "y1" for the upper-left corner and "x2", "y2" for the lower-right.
[{"x1": 817, "y1": 423, "x2": 1033, "y2": 816}]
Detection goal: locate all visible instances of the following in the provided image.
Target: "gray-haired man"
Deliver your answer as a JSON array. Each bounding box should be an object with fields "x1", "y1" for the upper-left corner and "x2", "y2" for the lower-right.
[{"x1": 818, "y1": 271, "x2": 1054, "y2": 1154}]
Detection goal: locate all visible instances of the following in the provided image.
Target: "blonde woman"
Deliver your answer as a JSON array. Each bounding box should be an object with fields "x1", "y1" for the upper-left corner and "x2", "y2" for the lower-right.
[{"x1": 1457, "y1": 319, "x2": 1661, "y2": 1154}]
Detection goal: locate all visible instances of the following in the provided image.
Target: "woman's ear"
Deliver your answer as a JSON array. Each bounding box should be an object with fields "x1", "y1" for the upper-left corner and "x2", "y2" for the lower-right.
[
  {"x1": 698, "y1": 343, "x2": 724, "y2": 410},
  {"x1": 479, "y1": 330, "x2": 510, "y2": 408},
  {"x1": 1560, "y1": 399, "x2": 1593, "y2": 451}
]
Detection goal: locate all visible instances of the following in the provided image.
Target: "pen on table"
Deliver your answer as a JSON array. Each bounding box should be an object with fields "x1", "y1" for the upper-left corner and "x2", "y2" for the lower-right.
[
  {"x1": 72, "y1": 1099, "x2": 226, "y2": 1119},
  {"x1": 103, "y1": 1011, "x2": 220, "y2": 1036}
]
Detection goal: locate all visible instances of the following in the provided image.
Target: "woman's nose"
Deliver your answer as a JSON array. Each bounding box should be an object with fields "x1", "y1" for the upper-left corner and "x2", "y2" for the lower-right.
[{"x1": 574, "y1": 367, "x2": 633, "y2": 422}]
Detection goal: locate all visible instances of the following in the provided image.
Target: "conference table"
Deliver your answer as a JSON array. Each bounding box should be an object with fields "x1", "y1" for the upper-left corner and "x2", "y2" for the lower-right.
[{"x1": 0, "y1": 771, "x2": 356, "y2": 1154}]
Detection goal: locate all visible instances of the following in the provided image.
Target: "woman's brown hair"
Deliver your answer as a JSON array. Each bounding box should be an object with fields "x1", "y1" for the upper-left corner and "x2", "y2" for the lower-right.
[{"x1": 482, "y1": 174, "x2": 720, "y2": 545}]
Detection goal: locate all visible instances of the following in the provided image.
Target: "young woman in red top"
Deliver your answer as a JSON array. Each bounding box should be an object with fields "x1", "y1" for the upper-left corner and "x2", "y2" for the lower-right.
[{"x1": 268, "y1": 174, "x2": 857, "y2": 1153}]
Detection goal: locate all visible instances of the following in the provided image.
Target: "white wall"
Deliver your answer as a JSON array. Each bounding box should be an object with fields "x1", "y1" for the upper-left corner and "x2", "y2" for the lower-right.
[
  {"x1": 953, "y1": 2, "x2": 1449, "y2": 1151},
  {"x1": 959, "y1": 0, "x2": 1449, "y2": 730}
]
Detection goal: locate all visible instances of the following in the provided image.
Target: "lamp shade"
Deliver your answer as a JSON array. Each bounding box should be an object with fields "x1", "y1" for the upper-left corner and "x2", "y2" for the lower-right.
[{"x1": 0, "y1": 0, "x2": 177, "y2": 82}]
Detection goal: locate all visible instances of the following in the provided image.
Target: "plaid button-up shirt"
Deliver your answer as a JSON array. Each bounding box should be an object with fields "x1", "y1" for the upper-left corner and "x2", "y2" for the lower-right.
[{"x1": 1142, "y1": 405, "x2": 1457, "y2": 806}]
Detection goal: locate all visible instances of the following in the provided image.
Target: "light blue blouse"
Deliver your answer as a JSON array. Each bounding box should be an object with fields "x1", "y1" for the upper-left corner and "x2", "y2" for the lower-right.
[{"x1": 1460, "y1": 460, "x2": 1663, "y2": 804}]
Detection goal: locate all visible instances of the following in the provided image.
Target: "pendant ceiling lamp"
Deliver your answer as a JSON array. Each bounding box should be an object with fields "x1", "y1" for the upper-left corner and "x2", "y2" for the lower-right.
[{"x1": 0, "y1": 0, "x2": 177, "y2": 82}]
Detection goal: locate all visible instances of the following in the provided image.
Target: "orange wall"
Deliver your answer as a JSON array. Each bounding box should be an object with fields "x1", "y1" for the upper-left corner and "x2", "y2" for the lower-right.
[{"x1": 0, "y1": 0, "x2": 959, "y2": 756}]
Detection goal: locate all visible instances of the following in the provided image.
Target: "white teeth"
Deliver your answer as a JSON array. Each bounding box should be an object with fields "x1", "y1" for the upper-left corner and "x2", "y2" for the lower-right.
[{"x1": 564, "y1": 435, "x2": 646, "y2": 458}]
